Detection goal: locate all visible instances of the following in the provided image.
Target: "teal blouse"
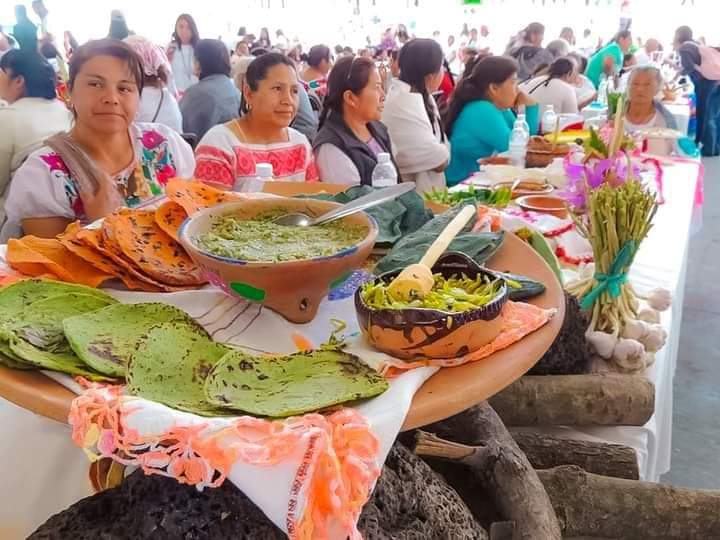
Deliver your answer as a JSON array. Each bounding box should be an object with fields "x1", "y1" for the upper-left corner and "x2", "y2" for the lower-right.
[{"x1": 445, "y1": 101, "x2": 540, "y2": 186}]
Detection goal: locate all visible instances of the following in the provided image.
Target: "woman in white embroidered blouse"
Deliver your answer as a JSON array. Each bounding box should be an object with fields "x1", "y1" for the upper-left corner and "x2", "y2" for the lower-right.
[
  {"x1": 2, "y1": 39, "x2": 194, "y2": 241},
  {"x1": 381, "y1": 39, "x2": 450, "y2": 193}
]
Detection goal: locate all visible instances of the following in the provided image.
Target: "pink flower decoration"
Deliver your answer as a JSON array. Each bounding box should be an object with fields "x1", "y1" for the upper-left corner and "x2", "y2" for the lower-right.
[
  {"x1": 156, "y1": 164, "x2": 176, "y2": 185},
  {"x1": 141, "y1": 130, "x2": 166, "y2": 150},
  {"x1": 40, "y1": 153, "x2": 70, "y2": 174},
  {"x1": 97, "y1": 429, "x2": 117, "y2": 456}
]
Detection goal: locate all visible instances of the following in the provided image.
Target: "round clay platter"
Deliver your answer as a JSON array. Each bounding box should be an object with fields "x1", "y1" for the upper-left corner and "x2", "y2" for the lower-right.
[{"x1": 0, "y1": 232, "x2": 563, "y2": 429}]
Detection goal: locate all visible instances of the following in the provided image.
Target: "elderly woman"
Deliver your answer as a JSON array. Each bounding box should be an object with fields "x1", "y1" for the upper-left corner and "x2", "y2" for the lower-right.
[
  {"x1": 124, "y1": 36, "x2": 182, "y2": 132},
  {"x1": 624, "y1": 65, "x2": 678, "y2": 156},
  {"x1": 2, "y1": 39, "x2": 194, "y2": 240}
]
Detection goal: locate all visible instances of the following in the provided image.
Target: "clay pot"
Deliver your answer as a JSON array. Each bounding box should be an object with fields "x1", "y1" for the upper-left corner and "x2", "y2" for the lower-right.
[
  {"x1": 180, "y1": 197, "x2": 378, "y2": 323},
  {"x1": 516, "y1": 195, "x2": 569, "y2": 218},
  {"x1": 355, "y1": 252, "x2": 508, "y2": 360}
]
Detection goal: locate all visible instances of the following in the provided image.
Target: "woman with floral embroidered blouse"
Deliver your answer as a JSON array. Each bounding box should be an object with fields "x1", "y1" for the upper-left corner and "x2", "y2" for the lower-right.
[
  {"x1": 1, "y1": 39, "x2": 194, "y2": 241},
  {"x1": 194, "y1": 52, "x2": 316, "y2": 190}
]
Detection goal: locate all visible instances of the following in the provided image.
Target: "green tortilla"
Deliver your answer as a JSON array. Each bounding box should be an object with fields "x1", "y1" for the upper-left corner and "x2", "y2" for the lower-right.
[
  {"x1": 0, "y1": 280, "x2": 115, "y2": 368},
  {"x1": 127, "y1": 322, "x2": 232, "y2": 416},
  {"x1": 204, "y1": 349, "x2": 389, "y2": 417},
  {"x1": 3, "y1": 292, "x2": 117, "y2": 380},
  {"x1": 64, "y1": 302, "x2": 200, "y2": 377}
]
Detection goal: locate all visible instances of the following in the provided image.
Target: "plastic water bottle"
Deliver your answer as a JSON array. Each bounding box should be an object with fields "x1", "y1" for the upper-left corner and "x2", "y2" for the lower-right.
[
  {"x1": 371, "y1": 153, "x2": 398, "y2": 187},
  {"x1": 541, "y1": 105, "x2": 558, "y2": 135},
  {"x1": 516, "y1": 105, "x2": 530, "y2": 138},
  {"x1": 234, "y1": 162, "x2": 272, "y2": 192},
  {"x1": 508, "y1": 118, "x2": 529, "y2": 168},
  {"x1": 598, "y1": 75, "x2": 609, "y2": 106}
]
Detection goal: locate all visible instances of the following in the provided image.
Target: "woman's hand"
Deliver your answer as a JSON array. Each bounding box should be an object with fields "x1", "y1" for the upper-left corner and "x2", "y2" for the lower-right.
[
  {"x1": 77, "y1": 176, "x2": 126, "y2": 222},
  {"x1": 515, "y1": 90, "x2": 537, "y2": 108},
  {"x1": 22, "y1": 217, "x2": 72, "y2": 239}
]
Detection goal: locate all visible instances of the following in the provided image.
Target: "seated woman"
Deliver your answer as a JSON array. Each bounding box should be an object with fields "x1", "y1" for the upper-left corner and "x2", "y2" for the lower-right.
[
  {"x1": 313, "y1": 56, "x2": 394, "y2": 185},
  {"x1": 519, "y1": 57, "x2": 579, "y2": 114},
  {"x1": 125, "y1": 36, "x2": 183, "y2": 133},
  {"x1": 382, "y1": 38, "x2": 449, "y2": 193},
  {"x1": 444, "y1": 56, "x2": 539, "y2": 185},
  {"x1": 568, "y1": 52, "x2": 597, "y2": 109},
  {"x1": 0, "y1": 49, "x2": 72, "y2": 221},
  {"x1": 2, "y1": 39, "x2": 195, "y2": 240},
  {"x1": 300, "y1": 44, "x2": 332, "y2": 100},
  {"x1": 194, "y1": 52, "x2": 316, "y2": 190},
  {"x1": 180, "y1": 39, "x2": 241, "y2": 141},
  {"x1": 624, "y1": 65, "x2": 678, "y2": 156}
]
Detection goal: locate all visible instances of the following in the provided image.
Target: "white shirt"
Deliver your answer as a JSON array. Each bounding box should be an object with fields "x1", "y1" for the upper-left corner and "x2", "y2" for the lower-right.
[
  {"x1": 574, "y1": 74, "x2": 597, "y2": 107},
  {"x1": 381, "y1": 80, "x2": 450, "y2": 194},
  {"x1": 137, "y1": 87, "x2": 183, "y2": 133},
  {"x1": 0, "y1": 97, "x2": 72, "y2": 223},
  {"x1": 315, "y1": 144, "x2": 363, "y2": 185},
  {"x1": 2, "y1": 123, "x2": 194, "y2": 241},
  {"x1": 520, "y1": 77, "x2": 579, "y2": 114},
  {"x1": 169, "y1": 44, "x2": 198, "y2": 93},
  {"x1": 625, "y1": 111, "x2": 673, "y2": 156}
]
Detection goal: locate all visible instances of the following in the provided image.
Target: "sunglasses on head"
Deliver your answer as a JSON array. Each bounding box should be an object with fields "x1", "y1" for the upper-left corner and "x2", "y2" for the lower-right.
[{"x1": 345, "y1": 55, "x2": 360, "y2": 83}]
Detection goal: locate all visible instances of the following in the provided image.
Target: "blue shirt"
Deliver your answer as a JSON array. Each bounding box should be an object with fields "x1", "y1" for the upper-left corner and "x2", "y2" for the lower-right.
[{"x1": 445, "y1": 100, "x2": 540, "y2": 185}]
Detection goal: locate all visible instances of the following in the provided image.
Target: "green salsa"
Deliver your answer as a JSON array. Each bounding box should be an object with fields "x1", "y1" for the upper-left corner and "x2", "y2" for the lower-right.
[{"x1": 197, "y1": 213, "x2": 368, "y2": 262}]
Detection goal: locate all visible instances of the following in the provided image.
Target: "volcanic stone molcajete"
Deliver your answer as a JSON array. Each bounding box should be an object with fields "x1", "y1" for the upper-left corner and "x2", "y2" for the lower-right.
[
  {"x1": 180, "y1": 197, "x2": 378, "y2": 324},
  {"x1": 355, "y1": 252, "x2": 508, "y2": 360}
]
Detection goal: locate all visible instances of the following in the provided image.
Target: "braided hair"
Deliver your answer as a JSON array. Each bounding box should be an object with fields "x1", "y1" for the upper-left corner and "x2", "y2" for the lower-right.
[{"x1": 398, "y1": 38, "x2": 446, "y2": 141}]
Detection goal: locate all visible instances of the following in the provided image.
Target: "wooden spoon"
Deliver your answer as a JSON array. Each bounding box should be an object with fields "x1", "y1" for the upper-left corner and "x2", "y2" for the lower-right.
[{"x1": 387, "y1": 205, "x2": 476, "y2": 301}]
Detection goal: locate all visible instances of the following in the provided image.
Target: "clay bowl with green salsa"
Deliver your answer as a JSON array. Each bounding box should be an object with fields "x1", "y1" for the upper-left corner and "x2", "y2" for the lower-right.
[
  {"x1": 355, "y1": 252, "x2": 508, "y2": 360},
  {"x1": 179, "y1": 197, "x2": 378, "y2": 323}
]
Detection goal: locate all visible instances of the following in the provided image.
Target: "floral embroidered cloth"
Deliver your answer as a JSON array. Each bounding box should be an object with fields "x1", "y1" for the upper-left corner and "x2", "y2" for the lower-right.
[{"x1": 1, "y1": 122, "x2": 195, "y2": 241}]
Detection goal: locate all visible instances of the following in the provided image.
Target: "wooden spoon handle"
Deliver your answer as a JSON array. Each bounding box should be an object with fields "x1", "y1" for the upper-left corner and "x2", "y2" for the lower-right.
[{"x1": 419, "y1": 205, "x2": 476, "y2": 269}]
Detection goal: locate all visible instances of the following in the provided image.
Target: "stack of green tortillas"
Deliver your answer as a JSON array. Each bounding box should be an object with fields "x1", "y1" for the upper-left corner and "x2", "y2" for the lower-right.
[{"x1": 0, "y1": 279, "x2": 389, "y2": 417}]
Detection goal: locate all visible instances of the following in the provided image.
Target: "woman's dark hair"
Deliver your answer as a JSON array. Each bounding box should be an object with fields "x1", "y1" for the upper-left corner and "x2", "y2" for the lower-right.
[
  {"x1": 0, "y1": 49, "x2": 56, "y2": 99},
  {"x1": 307, "y1": 45, "x2": 331, "y2": 68},
  {"x1": 611, "y1": 30, "x2": 632, "y2": 44},
  {"x1": 259, "y1": 27, "x2": 271, "y2": 45},
  {"x1": 195, "y1": 39, "x2": 231, "y2": 80},
  {"x1": 623, "y1": 52, "x2": 635, "y2": 66},
  {"x1": 39, "y1": 40, "x2": 60, "y2": 61},
  {"x1": 108, "y1": 13, "x2": 130, "y2": 41},
  {"x1": 334, "y1": 44, "x2": 343, "y2": 55},
  {"x1": 398, "y1": 38, "x2": 445, "y2": 138},
  {"x1": 172, "y1": 14, "x2": 199, "y2": 49},
  {"x1": 460, "y1": 23, "x2": 470, "y2": 37},
  {"x1": 547, "y1": 57, "x2": 575, "y2": 79},
  {"x1": 568, "y1": 52, "x2": 588, "y2": 73},
  {"x1": 444, "y1": 56, "x2": 518, "y2": 136},
  {"x1": 68, "y1": 39, "x2": 144, "y2": 93},
  {"x1": 460, "y1": 50, "x2": 490, "y2": 81},
  {"x1": 318, "y1": 55, "x2": 375, "y2": 128},
  {"x1": 524, "y1": 22, "x2": 545, "y2": 42},
  {"x1": 674, "y1": 25, "x2": 693, "y2": 45},
  {"x1": 240, "y1": 52, "x2": 295, "y2": 114}
]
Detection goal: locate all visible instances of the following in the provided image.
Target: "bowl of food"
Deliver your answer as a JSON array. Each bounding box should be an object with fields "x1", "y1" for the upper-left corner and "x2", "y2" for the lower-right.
[
  {"x1": 526, "y1": 136, "x2": 572, "y2": 168},
  {"x1": 180, "y1": 197, "x2": 378, "y2": 323},
  {"x1": 355, "y1": 252, "x2": 508, "y2": 360},
  {"x1": 516, "y1": 195, "x2": 569, "y2": 218}
]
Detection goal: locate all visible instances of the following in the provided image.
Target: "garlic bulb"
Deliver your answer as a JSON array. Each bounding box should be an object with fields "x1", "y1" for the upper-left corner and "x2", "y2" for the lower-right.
[
  {"x1": 638, "y1": 307, "x2": 661, "y2": 324},
  {"x1": 586, "y1": 331, "x2": 617, "y2": 359},
  {"x1": 612, "y1": 338, "x2": 646, "y2": 372},
  {"x1": 643, "y1": 352, "x2": 657, "y2": 369},
  {"x1": 647, "y1": 288, "x2": 672, "y2": 312},
  {"x1": 621, "y1": 319, "x2": 650, "y2": 341},
  {"x1": 641, "y1": 325, "x2": 668, "y2": 353}
]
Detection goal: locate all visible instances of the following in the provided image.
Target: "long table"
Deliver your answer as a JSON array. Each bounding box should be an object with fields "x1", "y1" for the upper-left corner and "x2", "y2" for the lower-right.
[{"x1": 516, "y1": 159, "x2": 700, "y2": 481}]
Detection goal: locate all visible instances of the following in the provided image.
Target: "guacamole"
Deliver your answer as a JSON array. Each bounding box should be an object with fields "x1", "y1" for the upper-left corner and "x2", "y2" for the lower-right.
[{"x1": 197, "y1": 214, "x2": 368, "y2": 262}]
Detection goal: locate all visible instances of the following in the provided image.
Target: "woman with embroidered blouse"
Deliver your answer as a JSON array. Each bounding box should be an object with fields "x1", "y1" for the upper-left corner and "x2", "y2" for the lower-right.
[
  {"x1": 1, "y1": 39, "x2": 194, "y2": 241},
  {"x1": 194, "y1": 53, "x2": 316, "y2": 190}
]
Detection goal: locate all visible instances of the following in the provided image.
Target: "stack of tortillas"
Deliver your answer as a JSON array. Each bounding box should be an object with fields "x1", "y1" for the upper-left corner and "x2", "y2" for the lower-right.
[{"x1": 6, "y1": 179, "x2": 245, "y2": 292}]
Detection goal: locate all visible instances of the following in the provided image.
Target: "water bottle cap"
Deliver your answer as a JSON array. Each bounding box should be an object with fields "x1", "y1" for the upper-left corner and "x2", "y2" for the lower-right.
[
  {"x1": 377, "y1": 152, "x2": 391, "y2": 163},
  {"x1": 255, "y1": 163, "x2": 274, "y2": 178}
]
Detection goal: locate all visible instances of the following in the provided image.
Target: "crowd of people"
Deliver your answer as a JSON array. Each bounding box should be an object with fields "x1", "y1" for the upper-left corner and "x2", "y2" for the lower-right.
[{"x1": 0, "y1": 3, "x2": 718, "y2": 242}]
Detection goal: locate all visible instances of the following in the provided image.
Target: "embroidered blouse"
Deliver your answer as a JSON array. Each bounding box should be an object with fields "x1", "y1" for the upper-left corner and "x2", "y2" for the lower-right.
[
  {"x1": 194, "y1": 122, "x2": 318, "y2": 189},
  {"x1": 2, "y1": 122, "x2": 195, "y2": 240}
]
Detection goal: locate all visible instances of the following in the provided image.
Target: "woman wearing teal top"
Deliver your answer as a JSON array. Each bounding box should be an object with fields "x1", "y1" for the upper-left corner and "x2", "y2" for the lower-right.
[
  {"x1": 585, "y1": 30, "x2": 633, "y2": 88},
  {"x1": 444, "y1": 56, "x2": 539, "y2": 185}
]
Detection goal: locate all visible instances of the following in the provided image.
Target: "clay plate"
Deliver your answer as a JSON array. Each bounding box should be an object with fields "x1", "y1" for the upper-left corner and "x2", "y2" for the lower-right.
[
  {"x1": 0, "y1": 234, "x2": 563, "y2": 431},
  {"x1": 516, "y1": 195, "x2": 569, "y2": 219}
]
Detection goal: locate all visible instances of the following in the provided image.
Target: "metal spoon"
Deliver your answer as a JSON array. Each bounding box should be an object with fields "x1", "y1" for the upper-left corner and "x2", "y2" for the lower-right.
[{"x1": 273, "y1": 182, "x2": 416, "y2": 227}]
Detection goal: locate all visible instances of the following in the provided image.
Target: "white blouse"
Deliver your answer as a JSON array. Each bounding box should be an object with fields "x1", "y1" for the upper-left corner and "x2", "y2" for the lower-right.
[
  {"x1": 519, "y1": 77, "x2": 579, "y2": 114},
  {"x1": 2, "y1": 123, "x2": 195, "y2": 241},
  {"x1": 137, "y1": 87, "x2": 183, "y2": 133}
]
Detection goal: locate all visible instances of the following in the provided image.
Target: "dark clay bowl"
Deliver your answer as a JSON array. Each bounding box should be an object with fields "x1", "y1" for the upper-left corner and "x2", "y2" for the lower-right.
[{"x1": 355, "y1": 252, "x2": 508, "y2": 360}]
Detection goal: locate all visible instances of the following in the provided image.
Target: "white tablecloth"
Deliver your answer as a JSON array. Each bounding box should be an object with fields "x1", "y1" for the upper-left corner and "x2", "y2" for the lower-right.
[
  {"x1": 517, "y1": 160, "x2": 699, "y2": 481},
  {"x1": 666, "y1": 101, "x2": 691, "y2": 135}
]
